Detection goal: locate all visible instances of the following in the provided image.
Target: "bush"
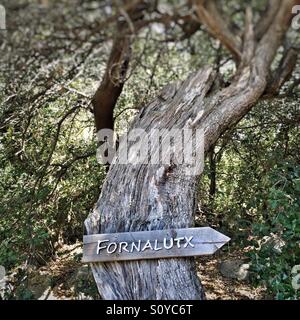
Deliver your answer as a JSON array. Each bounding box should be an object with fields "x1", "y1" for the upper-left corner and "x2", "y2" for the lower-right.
[{"x1": 248, "y1": 162, "x2": 300, "y2": 300}]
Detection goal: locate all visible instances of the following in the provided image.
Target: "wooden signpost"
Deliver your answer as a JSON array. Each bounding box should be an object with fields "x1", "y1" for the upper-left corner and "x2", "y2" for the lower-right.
[{"x1": 82, "y1": 227, "x2": 230, "y2": 263}]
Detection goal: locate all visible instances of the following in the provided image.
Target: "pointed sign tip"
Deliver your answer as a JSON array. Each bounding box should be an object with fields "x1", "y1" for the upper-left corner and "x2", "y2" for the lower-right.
[{"x1": 206, "y1": 227, "x2": 231, "y2": 242}]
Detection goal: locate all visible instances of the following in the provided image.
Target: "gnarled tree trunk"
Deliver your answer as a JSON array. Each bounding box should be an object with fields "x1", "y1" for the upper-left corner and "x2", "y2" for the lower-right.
[{"x1": 85, "y1": 0, "x2": 298, "y2": 299}]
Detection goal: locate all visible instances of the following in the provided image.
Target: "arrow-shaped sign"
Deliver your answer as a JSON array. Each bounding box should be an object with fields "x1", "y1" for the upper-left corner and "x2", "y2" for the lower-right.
[{"x1": 82, "y1": 227, "x2": 230, "y2": 263}]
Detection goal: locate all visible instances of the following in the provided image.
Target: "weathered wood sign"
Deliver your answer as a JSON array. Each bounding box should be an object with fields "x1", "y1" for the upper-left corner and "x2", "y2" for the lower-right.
[{"x1": 82, "y1": 227, "x2": 230, "y2": 263}]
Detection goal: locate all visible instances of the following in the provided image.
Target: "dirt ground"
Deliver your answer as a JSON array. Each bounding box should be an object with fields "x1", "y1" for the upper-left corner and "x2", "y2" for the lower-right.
[
  {"x1": 15, "y1": 243, "x2": 268, "y2": 300},
  {"x1": 197, "y1": 252, "x2": 268, "y2": 300}
]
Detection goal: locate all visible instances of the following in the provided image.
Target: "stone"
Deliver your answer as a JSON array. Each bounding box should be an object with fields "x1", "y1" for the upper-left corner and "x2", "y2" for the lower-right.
[{"x1": 219, "y1": 259, "x2": 250, "y2": 280}]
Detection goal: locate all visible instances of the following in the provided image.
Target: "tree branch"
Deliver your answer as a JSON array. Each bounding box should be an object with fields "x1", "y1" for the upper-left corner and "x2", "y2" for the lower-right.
[
  {"x1": 92, "y1": 1, "x2": 158, "y2": 134},
  {"x1": 194, "y1": 0, "x2": 242, "y2": 62},
  {"x1": 264, "y1": 47, "x2": 298, "y2": 96},
  {"x1": 255, "y1": 0, "x2": 282, "y2": 40}
]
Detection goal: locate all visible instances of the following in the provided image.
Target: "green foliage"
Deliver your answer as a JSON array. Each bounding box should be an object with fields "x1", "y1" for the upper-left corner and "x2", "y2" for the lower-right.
[
  {"x1": 199, "y1": 99, "x2": 300, "y2": 300},
  {"x1": 0, "y1": 97, "x2": 106, "y2": 268},
  {"x1": 249, "y1": 162, "x2": 300, "y2": 300}
]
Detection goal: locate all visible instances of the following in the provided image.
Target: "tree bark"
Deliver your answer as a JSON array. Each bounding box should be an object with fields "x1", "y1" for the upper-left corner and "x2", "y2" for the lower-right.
[{"x1": 85, "y1": 0, "x2": 298, "y2": 300}]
